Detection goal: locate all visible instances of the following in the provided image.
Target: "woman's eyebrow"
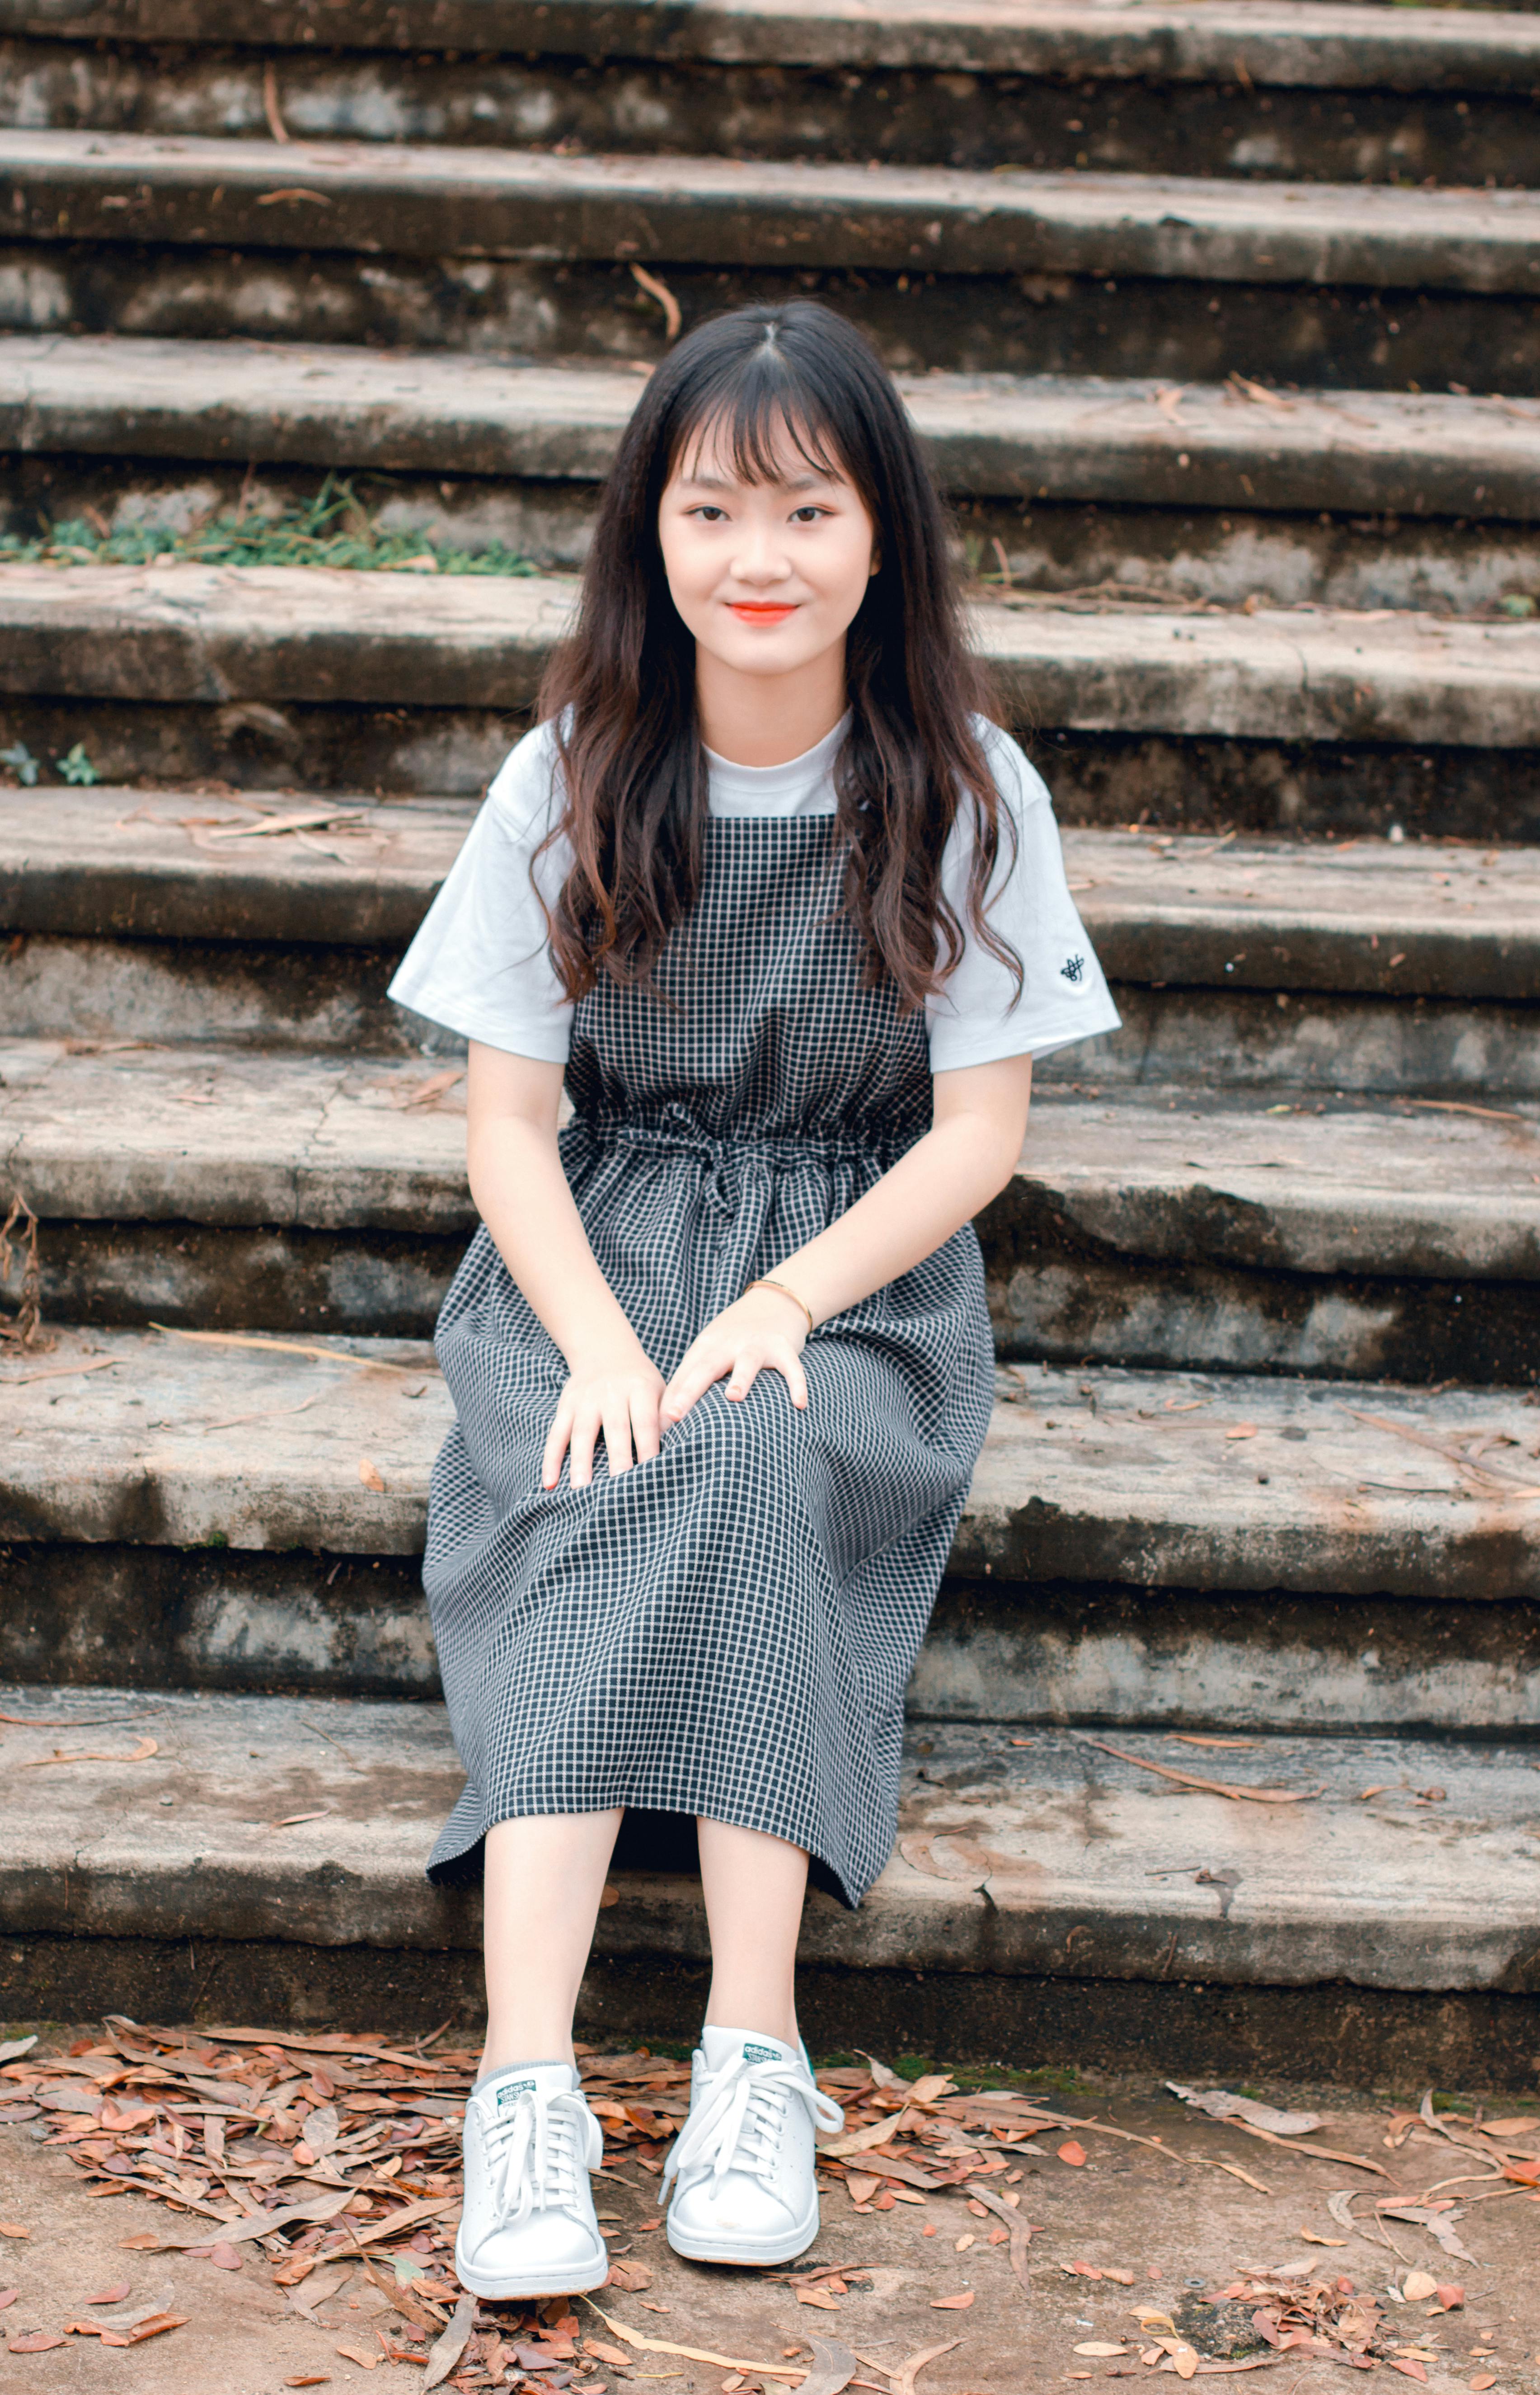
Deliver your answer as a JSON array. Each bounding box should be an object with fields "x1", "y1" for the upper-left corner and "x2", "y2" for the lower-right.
[{"x1": 675, "y1": 467, "x2": 845, "y2": 494}]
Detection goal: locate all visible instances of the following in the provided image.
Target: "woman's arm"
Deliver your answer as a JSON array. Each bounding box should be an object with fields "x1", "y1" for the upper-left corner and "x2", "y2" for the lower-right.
[
  {"x1": 466, "y1": 1040, "x2": 665, "y2": 1487},
  {"x1": 660, "y1": 1054, "x2": 1033, "y2": 1422}
]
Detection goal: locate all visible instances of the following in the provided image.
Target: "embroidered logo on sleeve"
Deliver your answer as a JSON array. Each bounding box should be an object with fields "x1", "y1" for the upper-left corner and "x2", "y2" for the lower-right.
[{"x1": 1060, "y1": 954, "x2": 1086, "y2": 985}]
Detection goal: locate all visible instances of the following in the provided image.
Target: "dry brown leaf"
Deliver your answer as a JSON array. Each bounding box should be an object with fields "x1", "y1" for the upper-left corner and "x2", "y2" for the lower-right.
[
  {"x1": 17, "y1": 1736, "x2": 158, "y2": 1769},
  {"x1": 630, "y1": 263, "x2": 682, "y2": 339},
  {"x1": 390, "y1": 1067, "x2": 465, "y2": 1111},
  {"x1": 890, "y1": 2340, "x2": 961, "y2": 2395},
  {"x1": 422, "y1": 2292, "x2": 475, "y2": 2389},
  {"x1": 1058, "y1": 2141, "x2": 1087, "y2": 2166},
  {"x1": 1079, "y1": 1736, "x2": 1323, "y2": 1804},
  {"x1": 357, "y1": 1457, "x2": 387, "y2": 1493},
  {"x1": 0, "y1": 2224, "x2": 29, "y2": 2239},
  {"x1": 150, "y1": 1322, "x2": 431, "y2": 1376},
  {"x1": 795, "y1": 2339, "x2": 859, "y2": 2395},
  {"x1": 5, "y1": 1356, "x2": 120, "y2": 1388},
  {"x1": 1298, "y1": 2230, "x2": 1346, "y2": 2246},
  {"x1": 335, "y1": 2338, "x2": 378, "y2": 2369},
  {"x1": 583, "y1": 2299, "x2": 805, "y2": 2380},
  {"x1": 203, "y1": 806, "x2": 366, "y2": 842}
]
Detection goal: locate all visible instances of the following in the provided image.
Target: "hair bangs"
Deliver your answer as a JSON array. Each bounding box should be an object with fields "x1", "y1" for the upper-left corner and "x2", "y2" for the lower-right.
[{"x1": 667, "y1": 348, "x2": 852, "y2": 495}]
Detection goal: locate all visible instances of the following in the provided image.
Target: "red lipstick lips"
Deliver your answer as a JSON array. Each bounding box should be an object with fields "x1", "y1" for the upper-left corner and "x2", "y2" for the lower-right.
[{"x1": 727, "y1": 602, "x2": 797, "y2": 623}]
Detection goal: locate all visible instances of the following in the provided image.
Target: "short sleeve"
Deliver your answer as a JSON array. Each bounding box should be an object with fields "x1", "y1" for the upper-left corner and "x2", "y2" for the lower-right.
[
  {"x1": 925, "y1": 721, "x2": 1122, "y2": 1073},
  {"x1": 385, "y1": 723, "x2": 575, "y2": 1062}
]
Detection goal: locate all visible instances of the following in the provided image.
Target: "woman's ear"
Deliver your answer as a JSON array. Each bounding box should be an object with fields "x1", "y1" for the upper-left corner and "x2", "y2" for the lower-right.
[{"x1": 869, "y1": 549, "x2": 882, "y2": 577}]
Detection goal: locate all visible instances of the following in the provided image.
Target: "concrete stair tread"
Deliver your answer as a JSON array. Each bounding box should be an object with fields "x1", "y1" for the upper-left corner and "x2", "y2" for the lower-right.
[
  {"x1": 11, "y1": 0, "x2": 1540, "y2": 87},
  {"x1": 5, "y1": 1327, "x2": 1537, "y2": 1595},
  {"x1": 2, "y1": 1681, "x2": 1535, "y2": 1990},
  {"x1": 5, "y1": 1036, "x2": 1539, "y2": 1281},
  {"x1": 7, "y1": 336, "x2": 1540, "y2": 521},
  {"x1": 3, "y1": 563, "x2": 1539, "y2": 745},
  {"x1": 5, "y1": 787, "x2": 1537, "y2": 990},
  {"x1": 9, "y1": 127, "x2": 1540, "y2": 291}
]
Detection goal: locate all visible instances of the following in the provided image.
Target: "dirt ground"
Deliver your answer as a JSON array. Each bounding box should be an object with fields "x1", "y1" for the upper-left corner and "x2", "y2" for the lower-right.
[{"x1": 1, "y1": 2033, "x2": 1538, "y2": 2395}]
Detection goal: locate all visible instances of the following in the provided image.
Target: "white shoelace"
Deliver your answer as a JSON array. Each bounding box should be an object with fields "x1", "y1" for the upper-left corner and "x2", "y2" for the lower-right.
[
  {"x1": 475, "y1": 2084, "x2": 599, "y2": 2226},
  {"x1": 663, "y1": 2052, "x2": 844, "y2": 2196}
]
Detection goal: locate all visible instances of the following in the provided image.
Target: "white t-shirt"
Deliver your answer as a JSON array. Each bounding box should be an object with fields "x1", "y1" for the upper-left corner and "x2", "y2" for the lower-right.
[{"x1": 387, "y1": 712, "x2": 1120, "y2": 1073}]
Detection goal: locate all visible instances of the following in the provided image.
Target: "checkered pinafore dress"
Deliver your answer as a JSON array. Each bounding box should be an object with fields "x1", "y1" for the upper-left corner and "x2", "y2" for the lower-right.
[{"x1": 423, "y1": 813, "x2": 995, "y2": 1908}]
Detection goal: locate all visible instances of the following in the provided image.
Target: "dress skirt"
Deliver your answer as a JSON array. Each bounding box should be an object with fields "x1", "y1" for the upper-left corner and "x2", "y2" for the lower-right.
[{"x1": 422, "y1": 815, "x2": 995, "y2": 1909}]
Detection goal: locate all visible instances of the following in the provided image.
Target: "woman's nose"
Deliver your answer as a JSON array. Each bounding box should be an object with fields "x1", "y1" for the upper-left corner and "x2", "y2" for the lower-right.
[{"x1": 731, "y1": 527, "x2": 792, "y2": 583}]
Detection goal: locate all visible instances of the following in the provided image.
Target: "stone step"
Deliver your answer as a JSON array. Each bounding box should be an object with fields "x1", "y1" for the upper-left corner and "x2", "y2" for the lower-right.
[
  {"x1": 4, "y1": 6, "x2": 1540, "y2": 186},
  {"x1": 9, "y1": 129, "x2": 1540, "y2": 297},
  {"x1": 4, "y1": 800, "x2": 1536, "y2": 1090},
  {"x1": 11, "y1": 341, "x2": 1540, "y2": 524},
  {"x1": 3, "y1": 562, "x2": 1539, "y2": 758},
  {"x1": 2, "y1": 1682, "x2": 1537, "y2": 2073},
  {"x1": 5, "y1": 791, "x2": 1535, "y2": 995},
  {"x1": 5, "y1": 1330, "x2": 1537, "y2": 1600},
  {"x1": 5, "y1": 1039, "x2": 1540, "y2": 1382},
  {"x1": 10, "y1": 359, "x2": 1540, "y2": 614},
  {"x1": 9, "y1": 0, "x2": 1540, "y2": 89}
]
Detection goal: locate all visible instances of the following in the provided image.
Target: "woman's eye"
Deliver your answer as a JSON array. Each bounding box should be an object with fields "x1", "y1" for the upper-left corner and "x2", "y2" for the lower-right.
[
  {"x1": 790, "y1": 506, "x2": 826, "y2": 523},
  {"x1": 693, "y1": 505, "x2": 728, "y2": 522}
]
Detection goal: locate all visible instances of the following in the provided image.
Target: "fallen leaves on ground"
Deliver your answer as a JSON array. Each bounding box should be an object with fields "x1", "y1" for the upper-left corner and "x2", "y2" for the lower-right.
[
  {"x1": 1219, "y1": 2266, "x2": 1384, "y2": 2362},
  {"x1": 1165, "y1": 2085, "x2": 1322, "y2": 2137}
]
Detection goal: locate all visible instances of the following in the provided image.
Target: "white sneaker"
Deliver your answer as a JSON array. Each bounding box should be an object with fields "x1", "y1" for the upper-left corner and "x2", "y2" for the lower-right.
[
  {"x1": 454, "y1": 2061, "x2": 608, "y2": 2299},
  {"x1": 662, "y1": 2027, "x2": 845, "y2": 2266}
]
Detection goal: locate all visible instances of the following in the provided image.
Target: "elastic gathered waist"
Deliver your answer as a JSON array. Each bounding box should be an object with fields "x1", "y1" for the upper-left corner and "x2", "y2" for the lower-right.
[{"x1": 566, "y1": 1109, "x2": 913, "y2": 1167}]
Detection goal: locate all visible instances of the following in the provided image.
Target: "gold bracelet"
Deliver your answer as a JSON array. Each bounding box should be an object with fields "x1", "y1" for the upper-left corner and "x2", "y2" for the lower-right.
[{"x1": 744, "y1": 1276, "x2": 814, "y2": 1336}]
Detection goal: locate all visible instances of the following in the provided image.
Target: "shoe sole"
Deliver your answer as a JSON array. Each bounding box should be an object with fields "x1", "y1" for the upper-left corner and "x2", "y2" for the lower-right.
[
  {"x1": 452, "y1": 2233, "x2": 609, "y2": 2301},
  {"x1": 665, "y1": 2195, "x2": 820, "y2": 2268}
]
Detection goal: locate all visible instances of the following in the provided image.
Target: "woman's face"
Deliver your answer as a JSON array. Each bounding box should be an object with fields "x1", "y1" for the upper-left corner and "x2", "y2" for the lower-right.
[{"x1": 657, "y1": 415, "x2": 877, "y2": 685}]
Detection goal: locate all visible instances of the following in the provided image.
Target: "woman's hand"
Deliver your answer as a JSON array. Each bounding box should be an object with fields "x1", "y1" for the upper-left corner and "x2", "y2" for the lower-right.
[
  {"x1": 660, "y1": 1287, "x2": 810, "y2": 1428},
  {"x1": 543, "y1": 1342, "x2": 667, "y2": 1488}
]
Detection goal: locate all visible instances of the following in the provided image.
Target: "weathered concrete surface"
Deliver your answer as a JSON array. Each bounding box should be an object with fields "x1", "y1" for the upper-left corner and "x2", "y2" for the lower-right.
[
  {"x1": 7, "y1": 246, "x2": 1537, "y2": 398},
  {"x1": 6, "y1": 337, "x2": 1540, "y2": 523},
  {"x1": 4, "y1": 1331, "x2": 1539, "y2": 1596},
  {"x1": 5, "y1": 0, "x2": 1540, "y2": 87},
  {"x1": 5, "y1": 562, "x2": 1540, "y2": 747},
  {"x1": 1004, "y1": 1087, "x2": 1540, "y2": 1281},
  {"x1": 7, "y1": 38, "x2": 1540, "y2": 186},
  {"x1": 0, "y1": 786, "x2": 474, "y2": 948},
  {"x1": 7, "y1": 129, "x2": 1540, "y2": 294},
  {"x1": 9, "y1": 450, "x2": 1538, "y2": 616},
  {"x1": 0, "y1": 1040, "x2": 470, "y2": 1231},
  {"x1": 1089, "y1": 984, "x2": 1540, "y2": 1098},
  {"x1": 5, "y1": 1040, "x2": 1538, "y2": 1285},
  {"x1": 7, "y1": 793, "x2": 1538, "y2": 1002},
  {"x1": 8, "y1": 1530, "x2": 1540, "y2": 1736},
  {"x1": 0, "y1": 927, "x2": 424, "y2": 1054},
  {"x1": 0, "y1": 560, "x2": 570, "y2": 712},
  {"x1": 1070, "y1": 826, "x2": 1540, "y2": 1000},
  {"x1": 1, "y1": 1684, "x2": 1537, "y2": 1995}
]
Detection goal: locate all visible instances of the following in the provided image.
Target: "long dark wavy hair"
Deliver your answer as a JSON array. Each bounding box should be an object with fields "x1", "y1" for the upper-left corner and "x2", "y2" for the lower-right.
[{"x1": 535, "y1": 300, "x2": 1021, "y2": 1014}]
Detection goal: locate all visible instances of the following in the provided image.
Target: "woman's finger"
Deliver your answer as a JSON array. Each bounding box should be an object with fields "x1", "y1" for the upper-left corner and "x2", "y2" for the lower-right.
[
  {"x1": 724, "y1": 1349, "x2": 762, "y2": 1402},
  {"x1": 541, "y1": 1394, "x2": 574, "y2": 1488},
  {"x1": 569, "y1": 1401, "x2": 600, "y2": 1489},
  {"x1": 661, "y1": 1342, "x2": 718, "y2": 1423},
  {"x1": 775, "y1": 1349, "x2": 810, "y2": 1411},
  {"x1": 631, "y1": 1383, "x2": 662, "y2": 1464},
  {"x1": 601, "y1": 1388, "x2": 634, "y2": 1476}
]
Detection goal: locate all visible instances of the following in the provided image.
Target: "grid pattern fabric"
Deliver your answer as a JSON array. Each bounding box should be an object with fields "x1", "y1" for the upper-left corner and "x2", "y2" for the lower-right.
[{"x1": 423, "y1": 817, "x2": 995, "y2": 1909}]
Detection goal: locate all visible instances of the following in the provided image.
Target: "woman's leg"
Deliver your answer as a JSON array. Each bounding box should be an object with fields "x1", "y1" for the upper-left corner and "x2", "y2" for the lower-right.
[
  {"x1": 696, "y1": 1816, "x2": 809, "y2": 2046},
  {"x1": 481, "y1": 1810, "x2": 624, "y2": 2073}
]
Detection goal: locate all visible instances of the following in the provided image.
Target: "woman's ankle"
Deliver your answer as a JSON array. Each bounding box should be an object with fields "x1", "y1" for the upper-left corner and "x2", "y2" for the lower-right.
[
  {"x1": 702, "y1": 2007, "x2": 800, "y2": 2050},
  {"x1": 479, "y1": 2034, "x2": 577, "y2": 2079}
]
